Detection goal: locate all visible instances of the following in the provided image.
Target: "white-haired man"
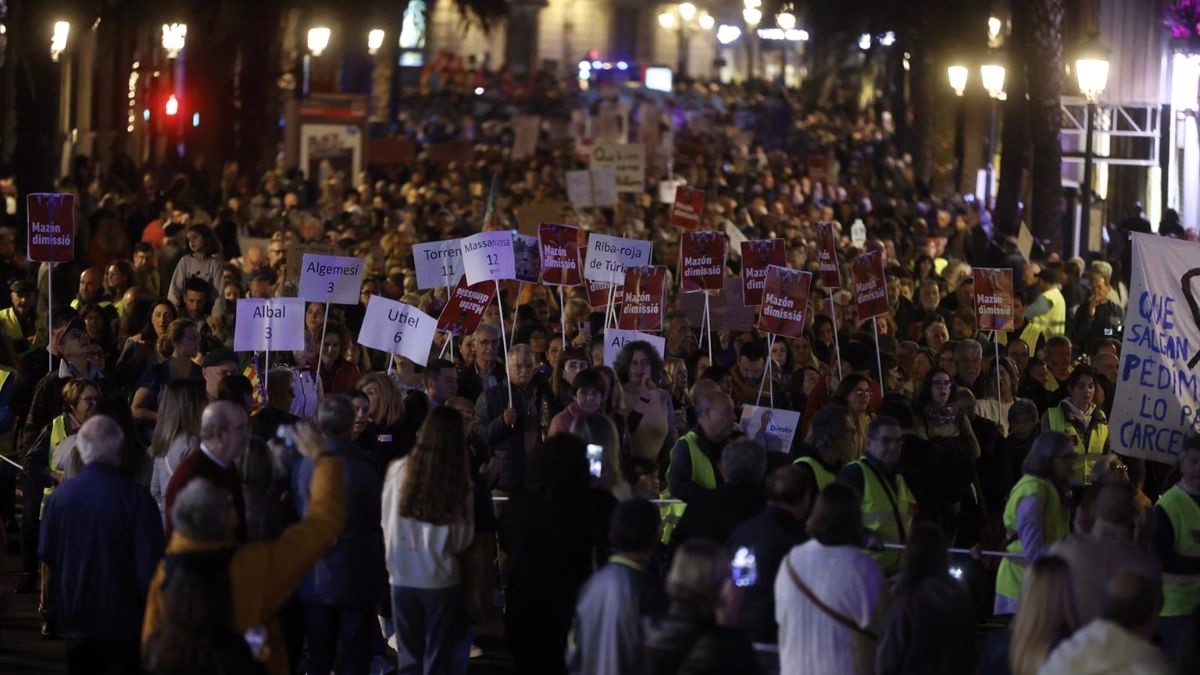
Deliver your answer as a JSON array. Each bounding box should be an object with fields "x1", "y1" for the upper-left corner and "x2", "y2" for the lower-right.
[{"x1": 39, "y1": 415, "x2": 164, "y2": 674}]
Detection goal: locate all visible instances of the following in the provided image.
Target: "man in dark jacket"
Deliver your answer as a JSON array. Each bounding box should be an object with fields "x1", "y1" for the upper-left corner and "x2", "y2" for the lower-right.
[
  {"x1": 164, "y1": 401, "x2": 248, "y2": 541},
  {"x1": 293, "y1": 395, "x2": 384, "y2": 675},
  {"x1": 1070, "y1": 270, "x2": 1123, "y2": 355},
  {"x1": 472, "y1": 344, "x2": 552, "y2": 493},
  {"x1": 671, "y1": 439, "x2": 767, "y2": 549},
  {"x1": 666, "y1": 390, "x2": 738, "y2": 504},
  {"x1": 458, "y1": 323, "x2": 507, "y2": 404},
  {"x1": 39, "y1": 415, "x2": 164, "y2": 673}
]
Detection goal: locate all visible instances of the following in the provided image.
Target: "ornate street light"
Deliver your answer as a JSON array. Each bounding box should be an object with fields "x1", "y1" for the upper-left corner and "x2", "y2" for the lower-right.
[
  {"x1": 1075, "y1": 38, "x2": 1110, "y2": 257},
  {"x1": 308, "y1": 26, "x2": 331, "y2": 57},
  {"x1": 50, "y1": 20, "x2": 70, "y2": 61},
  {"x1": 367, "y1": 29, "x2": 385, "y2": 55},
  {"x1": 947, "y1": 65, "x2": 968, "y2": 96}
]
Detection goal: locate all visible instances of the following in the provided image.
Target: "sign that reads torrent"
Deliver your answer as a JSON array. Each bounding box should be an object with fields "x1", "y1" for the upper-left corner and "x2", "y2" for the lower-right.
[
  {"x1": 358, "y1": 296, "x2": 437, "y2": 367},
  {"x1": 1109, "y1": 234, "x2": 1200, "y2": 464},
  {"x1": 758, "y1": 265, "x2": 813, "y2": 339},
  {"x1": 27, "y1": 193, "x2": 75, "y2": 263},
  {"x1": 740, "y1": 239, "x2": 787, "y2": 306},
  {"x1": 669, "y1": 185, "x2": 706, "y2": 230},
  {"x1": 602, "y1": 329, "x2": 666, "y2": 368},
  {"x1": 618, "y1": 265, "x2": 668, "y2": 332},
  {"x1": 973, "y1": 268, "x2": 1015, "y2": 332},
  {"x1": 589, "y1": 143, "x2": 645, "y2": 193},
  {"x1": 815, "y1": 221, "x2": 841, "y2": 287},
  {"x1": 437, "y1": 277, "x2": 497, "y2": 337},
  {"x1": 234, "y1": 298, "x2": 305, "y2": 352},
  {"x1": 584, "y1": 233, "x2": 653, "y2": 284},
  {"x1": 413, "y1": 239, "x2": 464, "y2": 290},
  {"x1": 298, "y1": 253, "x2": 365, "y2": 304},
  {"x1": 851, "y1": 250, "x2": 889, "y2": 320},
  {"x1": 539, "y1": 222, "x2": 583, "y2": 286},
  {"x1": 679, "y1": 231, "x2": 726, "y2": 293},
  {"x1": 461, "y1": 231, "x2": 516, "y2": 285}
]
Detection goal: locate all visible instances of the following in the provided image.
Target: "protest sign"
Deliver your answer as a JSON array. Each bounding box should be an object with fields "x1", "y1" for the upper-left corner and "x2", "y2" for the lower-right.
[
  {"x1": 758, "y1": 266, "x2": 813, "y2": 339},
  {"x1": 590, "y1": 143, "x2": 645, "y2": 193},
  {"x1": 517, "y1": 201, "x2": 577, "y2": 236},
  {"x1": 680, "y1": 277, "x2": 756, "y2": 333},
  {"x1": 587, "y1": 281, "x2": 615, "y2": 310},
  {"x1": 850, "y1": 219, "x2": 867, "y2": 248},
  {"x1": 1017, "y1": 222, "x2": 1034, "y2": 262},
  {"x1": 973, "y1": 268, "x2": 1015, "y2": 331},
  {"x1": 437, "y1": 277, "x2": 497, "y2": 336},
  {"x1": 234, "y1": 298, "x2": 305, "y2": 352},
  {"x1": 618, "y1": 266, "x2": 667, "y2": 331},
  {"x1": 461, "y1": 231, "x2": 516, "y2": 285},
  {"x1": 740, "y1": 239, "x2": 786, "y2": 306},
  {"x1": 285, "y1": 242, "x2": 336, "y2": 291},
  {"x1": 412, "y1": 239, "x2": 465, "y2": 290},
  {"x1": 669, "y1": 185, "x2": 706, "y2": 230},
  {"x1": 1109, "y1": 233, "x2": 1200, "y2": 463},
  {"x1": 27, "y1": 193, "x2": 75, "y2": 263},
  {"x1": 850, "y1": 250, "x2": 889, "y2": 319},
  {"x1": 358, "y1": 296, "x2": 438, "y2": 366},
  {"x1": 584, "y1": 233, "x2": 653, "y2": 284},
  {"x1": 512, "y1": 233, "x2": 541, "y2": 284},
  {"x1": 539, "y1": 223, "x2": 583, "y2": 286},
  {"x1": 740, "y1": 405, "x2": 802, "y2": 453},
  {"x1": 815, "y1": 221, "x2": 841, "y2": 288},
  {"x1": 511, "y1": 115, "x2": 541, "y2": 160},
  {"x1": 807, "y1": 154, "x2": 831, "y2": 183},
  {"x1": 298, "y1": 253, "x2": 365, "y2": 305},
  {"x1": 602, "y1": 329, "x2": 666, "y2": 368},
  {"x1": 566, "y1": 169, "x2": 619, "y2": 208},
  {"x1": 679, "y1": 231, "x2": 726, "y2": 293},
  {"x1": 659, "y1": 178, "x2": 686, "y2": 204}
]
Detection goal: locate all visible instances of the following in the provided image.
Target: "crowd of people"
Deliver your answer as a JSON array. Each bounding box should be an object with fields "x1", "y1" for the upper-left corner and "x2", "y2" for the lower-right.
[{"x1": 1, "y1": 64, "x2": 1199, "y2": 675}]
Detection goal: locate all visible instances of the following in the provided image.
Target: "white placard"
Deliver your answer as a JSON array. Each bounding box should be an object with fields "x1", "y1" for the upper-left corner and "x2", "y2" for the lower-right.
[
  {"x1": 413, "y1": 239, "x2": 465, "y2": 290},
  {"x1": 725, "y1": 221, "x2": 749, "y2": 254},
  {"x1": 602, "y1": 329, "x2": 666, "y2": 368},
  {"x1": 584, "y1": 233, "x2": 653, "y2": 284},
  {"x1": 851, "y1": 219, "x2": 867, "y2": 248},
  {"x1": 512, "y1": 115, "x2": 541, "y2": 160},
  {"x1": 298, "y1": 253, "x2": 365, "y2": 304},
  {"x1": 740, "y1": 405, "x2": 802, "y2": 453},
  {"x1": 357, "y1": 295, "x2": 438, "y2": 367},
  {"x1": 590, "y1": 143, "x2": 645, "y2": 193},
  {"x1": 566, "y1": 169, "x2": 619, "y2": 208},
  {"x1": 234, "y1": 298, "x2": 305, "y2": 352},
  {"x1": 461, "y1": 231, "x2": 516, "y2": 285}
]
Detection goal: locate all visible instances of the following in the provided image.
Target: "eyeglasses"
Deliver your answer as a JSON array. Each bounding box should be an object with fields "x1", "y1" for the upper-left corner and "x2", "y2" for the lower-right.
[
  {"x1": 932, "y1": 379, "x2": 952, "y2": 387},
  {"x1": 852, "y1": 388, "x2": 872, "y2": 396}
]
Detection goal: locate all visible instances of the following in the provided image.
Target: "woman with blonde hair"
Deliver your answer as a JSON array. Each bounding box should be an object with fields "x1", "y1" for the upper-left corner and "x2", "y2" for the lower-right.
[
  {"x1": 357, "y1": 371, "x2": 409, "y2": 465},
  {"x1": 382, "y1": 406, "x2": 474, "y2": 675},
  {"x1": 1009, "y1": 555, "x2": 1079, "y2": 675},
  {"x1": 148, "y1": 379, "x2": 207, "y2": 520}
]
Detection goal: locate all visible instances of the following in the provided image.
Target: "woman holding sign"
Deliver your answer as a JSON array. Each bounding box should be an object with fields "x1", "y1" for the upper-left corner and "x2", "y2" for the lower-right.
[{"x1": 310, "y1": 321, "x2": 361, "y2": 396}]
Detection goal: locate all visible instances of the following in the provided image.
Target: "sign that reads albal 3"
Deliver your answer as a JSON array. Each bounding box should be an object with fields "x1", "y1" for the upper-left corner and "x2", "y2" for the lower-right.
[
  {"x1": 298, "y1": 253, "x2": 365, "y2": 304},
  {"x1": 234, "y1": 298, "x2": 305, "y2": 352},
  {"x1": 358, "y1": 296, "x2": 438, "y2": 367}
]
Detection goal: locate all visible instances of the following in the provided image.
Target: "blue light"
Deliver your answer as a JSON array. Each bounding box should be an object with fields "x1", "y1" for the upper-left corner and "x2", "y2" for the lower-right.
[
  {"x1": 142, "y1": 109, "x2": 150, "y2": 121},
  {"x1": 591, "y1": 60, "x2": 602, "y2": 69},
  {"x1": 192, "y1": 112, "x2": 200, "y2": 127},
  {"x1": 617, "y1": 61, "x2": 628, "y2": 71}
]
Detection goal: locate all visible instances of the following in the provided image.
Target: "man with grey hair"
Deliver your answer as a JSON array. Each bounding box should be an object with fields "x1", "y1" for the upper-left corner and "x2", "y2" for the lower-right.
[
  {"x1": 669, "y1": 439, "x2": 767, "y2": 548},
  {"x1": 164, "y1": 400, "x2": 250, "y2": 541},
  {"x1": 473, "y1": 341, "x2": 552, "y2": 492},
  {"x1": 458, "y1": 322, "x2": 506, "y2": 403},
  {"x1": 953, "y1": 338, "x2": 984, "y2": 391},
  {"x1": 668, "y1": 390, "x2": 738, "y2": 505},
  {"x1": 39, "y1": 415, "x2": 164, "y2": 673}
]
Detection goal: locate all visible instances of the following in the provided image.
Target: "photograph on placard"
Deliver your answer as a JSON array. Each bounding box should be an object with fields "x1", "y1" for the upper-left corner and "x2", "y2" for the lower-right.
[
  {"x1": 679, "y1": 231, "x2": 726, "y2": 293},
  {"x1": 973, "y1": 268, "x2": 1015, "y2": 332},
  {"x1": 740, "y1": 239, "x2": 786, "y2": 306},
  {"x1": 437, "y1": 277, "x2": 497, "y2": 336},
  {"x1": 538, "y1": 222, "x2": 583, "y2": 286},
  {"x1": 758, "y1": 265, "x2": 813, "y2": 339},
  {"x1": 739, "y1": 405, "x2": 802, "y2": 453},
  {"x1": 618, "y1": 265, "x2": 668, "y2": 332},
  {"x1": 512, "y1": 233, "x2": 541, "y2": 284}
]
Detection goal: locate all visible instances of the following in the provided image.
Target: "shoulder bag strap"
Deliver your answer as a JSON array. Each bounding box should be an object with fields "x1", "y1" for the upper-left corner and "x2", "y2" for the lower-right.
[{"x1": 784, "y1": 556, "x2": 876, "y2": 640}]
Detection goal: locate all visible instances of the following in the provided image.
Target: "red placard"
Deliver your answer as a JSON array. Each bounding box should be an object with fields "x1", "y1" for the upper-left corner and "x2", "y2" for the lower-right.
[
  {"x1": 679, "y1": 231, "x2": 726, "y2": 293},
  {"x1": 758, "y1": 266, "x2": 813, "y2": 338},
  {"x1": 538, "y1": 222, "x2": 582, "y2": 286},
  {"x1": 815, "y1": 221, "x2": 841, "y2": 288},
  {"x1": 27, "y1": 193, "x2": 75, "y2": 263},
  {"x1": 618, "y1": 266, "x2": 668, "y2": 331},
  {"x1": 850, "y1": 250, "x2": 889, "y2": 320},
  {"x1": 669, "y1": 185, "x2": 706, "y2": 230},
  {"x1": 973, "y1": 268, "x2": 1015, "y2": 331},
  {"x1": 587, "y1": 280, "x2": 616, "y2": 309},
  {"x1": 437, "y1": 277, "x2": 497, "y2": 336},
  {"x1": 740, "y1": 239, "x2": 786, "y2": 306}
]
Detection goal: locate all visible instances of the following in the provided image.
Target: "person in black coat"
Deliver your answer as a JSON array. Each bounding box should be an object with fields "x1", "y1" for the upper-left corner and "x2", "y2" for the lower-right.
[
  {"x1": 670, "y1": 439, "x2": 766, "y2": 551},
  {"x1": 642, "y1": 539, "x2": 762, "y2": 675},
  {"x1": 471, "y1": 345, "x2": 553, "y2": 493}
]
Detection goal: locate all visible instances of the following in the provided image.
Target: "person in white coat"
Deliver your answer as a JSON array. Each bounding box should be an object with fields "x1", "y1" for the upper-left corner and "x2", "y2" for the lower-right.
[{"x1": 775, "y1": 482, "x2": 888, "y2": 675}]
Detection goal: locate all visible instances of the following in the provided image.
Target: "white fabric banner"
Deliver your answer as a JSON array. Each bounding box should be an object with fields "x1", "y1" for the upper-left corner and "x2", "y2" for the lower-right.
[{"x1": 1109, "y1": 233, "x2": 1200, "y2": 464}]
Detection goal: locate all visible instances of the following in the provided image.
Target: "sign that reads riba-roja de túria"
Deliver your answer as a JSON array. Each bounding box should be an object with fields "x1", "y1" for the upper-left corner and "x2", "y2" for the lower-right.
[
  {"x1": 584, "y1": 233, "x2": 653, "y2": 284},
  {"x1": 412, "y1": 239, "x2": 464, "y2": 290},
  {"x1": 358, "y1": 296, "x2": 438, "y2": 367},
  {"x1": 27, "y1": 193, "x2": 75, "y2": 263},
  {"x1": 851, "y1": 249, "x2": 889, "y2": 320},
  {"x1": 298, "y1": 253, "x2": 365, "y2": 305},
  {"x1": 461, "y1": 231, "x2": 516, "y2": 285},
  {"x1": 234, "y1": 298, "x2": 305, "y2": 352}
]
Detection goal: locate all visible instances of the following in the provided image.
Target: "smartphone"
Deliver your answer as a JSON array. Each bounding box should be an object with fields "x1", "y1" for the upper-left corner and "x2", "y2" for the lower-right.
[
  {"x1": 586, "y1": 444, "x2": 604, "y2": 478},
  {"x1": 731, "y1": 546, "x2": 757, "y2": 588},
  {"x1": 949, "y1": 564, "x2": 965, "y2": 582}
]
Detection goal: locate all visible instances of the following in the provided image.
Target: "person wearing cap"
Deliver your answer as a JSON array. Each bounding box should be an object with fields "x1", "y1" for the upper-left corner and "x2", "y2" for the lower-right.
[
  {"x1": 0, "y1": 279, "x2": 38, "y2": 354},
  {"x1": 200, "y1": 347, "x2": 240, "y2": 402},
  {"x1": 994, "y1": 431, "x2": 1075, "y2": 615},
  {"x1": 1026, "y1": 267, "x2": 1067, "y2": 338}
]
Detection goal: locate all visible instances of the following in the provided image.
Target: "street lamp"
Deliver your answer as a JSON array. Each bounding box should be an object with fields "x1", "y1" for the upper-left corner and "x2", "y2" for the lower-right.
[
  {"x1": 776, "y1": 12, "x2": 796, "y2": 31},
  {"x1": 50, "y1": 20, "x2": 69, "y2": 61},
  {"x1": 980, "y1": 61, "x2": 1005, "y2": 207},
  {"x1": 367, "y1": 29, "x2": 385, "y2": 55},
  {"x1": 307, "y1": 26, "x2": 331, "y2": 57},
  {"x1": 948, "y1": 65, "x2": 968, "y2": 190},
  {"x1": 1076, "y1": 38, "x2": 1109, "y2": 257},
  {"x1": 743, "y1": 4, "x2": 762, "y2": 80},
  {"x1": 678, "y1": 2, "x2": 697, "y2": 23},
  {"x1": 161, "y1": 23, "x2": 187, "y2": 58},
  {"x1": 659, "y1": 3, "x2": 712, "y2": 78},
  {"x1": 947, "y1": 65, "x2": 968, "y2": 96}
]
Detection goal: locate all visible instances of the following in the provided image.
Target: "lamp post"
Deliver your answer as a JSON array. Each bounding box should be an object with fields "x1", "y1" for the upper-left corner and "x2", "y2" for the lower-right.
[
  {"x1": 980, "y1": 61, "x2": 1005, "y2": 208},
  {"x1": 304, "y1": 26, "x2": 331, "y2": 97},
  {"x1": 658, "y1": 3, "x2": 713, "y2": 78},
  {"x1": 948, "y1": 65, "x2": 968, "y2": 191},
  {"x1": 1076, "y1": 39, "x2": 1109, "y2": 258},
  {"x1": 743, "y1": 3, "x2": 762, "y2": 80}
]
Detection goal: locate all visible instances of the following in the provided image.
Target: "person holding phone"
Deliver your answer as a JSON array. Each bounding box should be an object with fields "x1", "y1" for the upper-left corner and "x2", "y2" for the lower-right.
[{"x1": 615, "y1": 341, "x2": 676, "y2": 464}]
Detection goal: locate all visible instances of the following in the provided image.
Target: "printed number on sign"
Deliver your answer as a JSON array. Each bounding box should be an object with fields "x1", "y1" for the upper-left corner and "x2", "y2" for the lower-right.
[
  {"x1": 393, "y1": 332, "x2": 403, "y2": 344},
  {"x1": 327, "y1": 282, "x2": 335, "y2": 293},
  {"x1": 265, "y1": 327, "x2": 272, "y2": 340},
  {"x1": 486, "y1": 254, "x2": 498, "y2": 265}
]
